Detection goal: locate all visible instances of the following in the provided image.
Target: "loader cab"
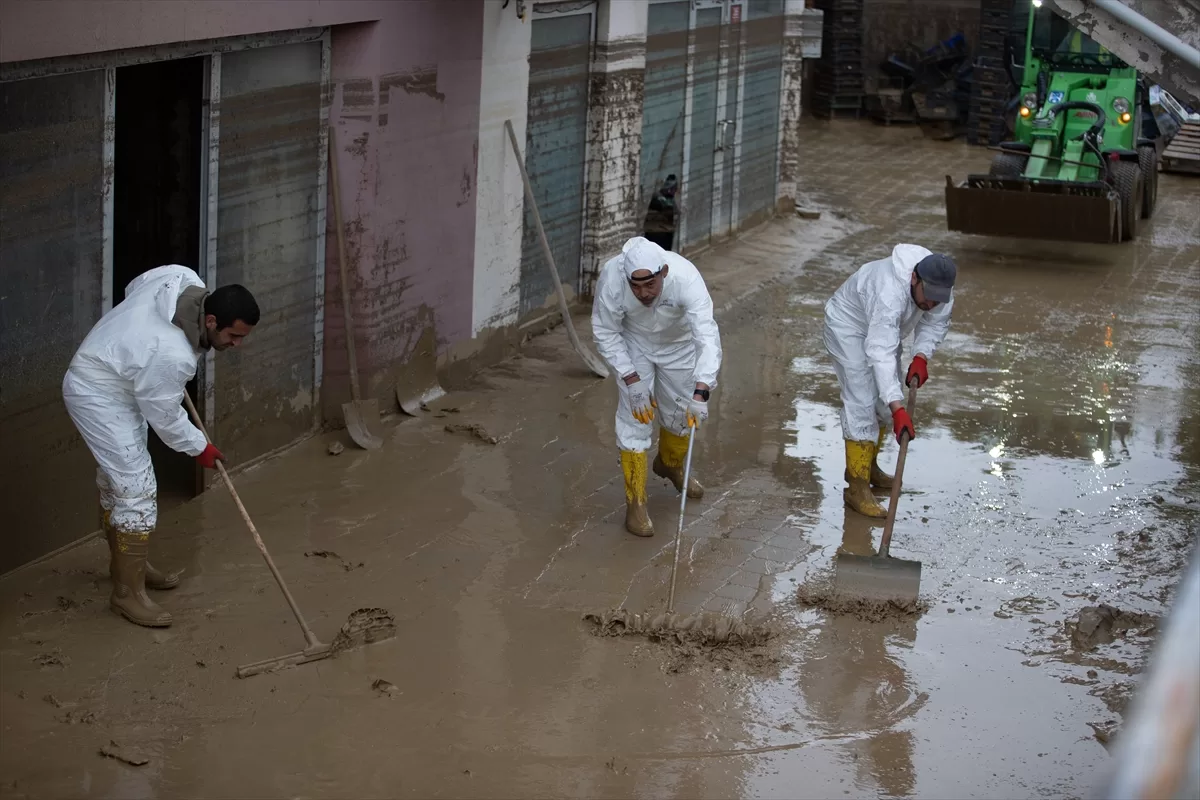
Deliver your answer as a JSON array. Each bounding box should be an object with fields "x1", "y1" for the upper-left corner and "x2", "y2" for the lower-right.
[{"x1": 1028, "y1": 6, "x2": 1128, "y2": 74}]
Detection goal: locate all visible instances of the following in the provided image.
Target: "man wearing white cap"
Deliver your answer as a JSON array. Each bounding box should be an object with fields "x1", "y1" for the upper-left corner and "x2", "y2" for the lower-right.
[{"x1": 592, "y1": 237, "x2": 723, "y2": 537}]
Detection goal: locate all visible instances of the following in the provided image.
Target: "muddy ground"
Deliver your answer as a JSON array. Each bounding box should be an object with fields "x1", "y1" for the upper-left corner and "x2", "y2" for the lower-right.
[{"x1": 2, "y1": 121, "x2": 1198, "y2": 799}]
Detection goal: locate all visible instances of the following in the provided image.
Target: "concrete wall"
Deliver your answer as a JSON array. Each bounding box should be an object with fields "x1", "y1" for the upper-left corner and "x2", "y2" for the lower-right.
[
  {"x1": 861, "y1": 0, "x2": 981, "y2": 94},
  {"x1": 470, "y1": 3, "x2": 533, "y2": 340}
]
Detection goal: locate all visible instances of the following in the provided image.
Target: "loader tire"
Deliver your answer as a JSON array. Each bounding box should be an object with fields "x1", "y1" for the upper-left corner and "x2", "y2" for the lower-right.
[
  {"x1": 1137, "y1": 145, "x2": 1158, "y2": 219},
  {"x1": 989, "y1": 152, "x2": 1028, "y2": 177},
  {"x1": 1111, "y1": 160, "x2": 1143, "y2": 243}
]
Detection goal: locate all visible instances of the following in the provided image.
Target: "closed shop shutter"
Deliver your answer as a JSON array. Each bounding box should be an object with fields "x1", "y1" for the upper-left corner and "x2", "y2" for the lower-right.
[
  {"x1": 738, "y1": 0, "x2": 784, "y2": 226},
  {"x1": 214, "y1": 42, "x2": 323, "y2": 466},
  {"x1": 0, "y1": 71, "x2": 108, "y2": 571},
  {"x1": 640, "y1": 2, "x2": 691, "y2": 251},
  {"x1": 520, "y1": 13, "x2": 593, "y2": 317}
]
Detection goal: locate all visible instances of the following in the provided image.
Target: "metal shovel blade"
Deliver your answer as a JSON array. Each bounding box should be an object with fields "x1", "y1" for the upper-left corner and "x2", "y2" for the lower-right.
[
  {"x1": 341, "y1": 398, "x2": 384, "y2": 450},
  {"x1": 834, "y1": 552, "x2": 922, "y2": 606},
  {"x1": 395, "y1": 326, "x2": 448, "y2": 416}
]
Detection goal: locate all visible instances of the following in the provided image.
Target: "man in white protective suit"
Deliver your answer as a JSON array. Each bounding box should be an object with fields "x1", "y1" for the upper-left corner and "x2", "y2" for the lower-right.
[
  {"x1": 824, "y1": 245, "x2": 956, "y2": 518},
  {"x1": 592, "y1": 236, "x2": 723, "y2": 537},
  {"x1": 62, "y1": 265, "x2": 259, "y2": 628}
]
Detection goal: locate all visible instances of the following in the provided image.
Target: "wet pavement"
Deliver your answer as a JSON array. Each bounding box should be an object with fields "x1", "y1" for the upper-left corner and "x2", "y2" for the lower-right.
[{"x1": 2, "y1": 120, "x2": 1199, "y2": 799}]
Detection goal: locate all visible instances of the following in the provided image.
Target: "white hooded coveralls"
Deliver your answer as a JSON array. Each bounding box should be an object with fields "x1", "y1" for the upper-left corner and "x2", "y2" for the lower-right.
[
  {"x1": 62, "y1": 265, "x2": 210, "y2": 533},
  {"x1": 592, "y1": 239, "x2": 723, "y2": 452},
  {"x1": 823, "y1": 244, "x2": 954, "y2": 442}
]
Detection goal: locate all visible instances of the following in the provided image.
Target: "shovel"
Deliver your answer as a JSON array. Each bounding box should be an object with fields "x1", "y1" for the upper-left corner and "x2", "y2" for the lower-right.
[
  {"x1": 834, "y1": 382, "x2": 923, "y2": 605},
  {"x1": 329, "y1": 126, "x2": 383, "y2": 450}
]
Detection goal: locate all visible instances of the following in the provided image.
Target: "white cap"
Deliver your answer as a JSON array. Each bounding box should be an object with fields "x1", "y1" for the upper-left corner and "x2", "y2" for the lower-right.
[{"x1": 621, "y1": 236, "x2": 668, "y2": 280}]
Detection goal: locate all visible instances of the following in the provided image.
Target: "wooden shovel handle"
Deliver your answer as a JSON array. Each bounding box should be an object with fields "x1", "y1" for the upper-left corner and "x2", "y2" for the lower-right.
[{"x1": 879, "y1": 382, "x2": 919, "y2": 558}]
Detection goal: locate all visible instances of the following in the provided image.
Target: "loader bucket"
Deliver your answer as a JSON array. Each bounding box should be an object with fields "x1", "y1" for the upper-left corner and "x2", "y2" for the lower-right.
[{"x1": 945, "y1": 175, "x2": 1119, "y2": 244}]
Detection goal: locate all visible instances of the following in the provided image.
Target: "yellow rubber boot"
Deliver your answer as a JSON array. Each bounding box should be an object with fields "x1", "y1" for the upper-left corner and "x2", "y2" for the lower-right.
[
  {"x1": 102, "y1": 509, "x2": 179, "y2": 590},
  {"x1": 621, "y1": 450, "x2": 654, "y2": 537},
  {"x1": 653, "y1": 427, "x2": 704, "y2": 499},
  {"x1": 843, "y1": 440, "x2": 887, "y2": 519},
  {"x1": 870, "y1": 425, "x2": 895, "y2": 490}
]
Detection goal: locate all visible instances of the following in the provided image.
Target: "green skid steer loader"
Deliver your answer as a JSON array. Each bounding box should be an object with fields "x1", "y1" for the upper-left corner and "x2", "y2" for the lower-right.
[{"x1": 946, "y1": 0, "x2": 1160, "y2": 243}]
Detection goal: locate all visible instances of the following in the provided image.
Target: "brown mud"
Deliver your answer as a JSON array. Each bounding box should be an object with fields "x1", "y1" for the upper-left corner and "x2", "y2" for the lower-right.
[
  {"x1": 1, "y1": 121, "x2": 1198, "y2": 799},
  {"x1": 795, "y1": 581, "x2": 930, "y2": 622}
]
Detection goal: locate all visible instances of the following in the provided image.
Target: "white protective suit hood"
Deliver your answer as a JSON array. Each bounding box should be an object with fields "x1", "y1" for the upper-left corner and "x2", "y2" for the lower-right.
[{"x1": 823, "y1": 243, "x2": 955, "y2": 416}]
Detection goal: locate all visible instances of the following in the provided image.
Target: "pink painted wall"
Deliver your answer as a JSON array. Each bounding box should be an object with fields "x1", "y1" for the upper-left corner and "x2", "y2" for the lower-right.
[
  {"x1": 0, "y1": 1, "x2": 383, "y2": 64},
  {"x1": 2, "y1": 0, "x2": 485, "y2": 420},
  {"x1": 325, "y1": 3, "x2": 484, "y2": 416}
]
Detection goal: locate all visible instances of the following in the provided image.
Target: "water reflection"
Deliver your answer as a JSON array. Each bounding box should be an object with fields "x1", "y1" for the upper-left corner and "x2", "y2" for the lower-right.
[{"x1": 796, "y1": 511, "x2": 923, "y2": 798}]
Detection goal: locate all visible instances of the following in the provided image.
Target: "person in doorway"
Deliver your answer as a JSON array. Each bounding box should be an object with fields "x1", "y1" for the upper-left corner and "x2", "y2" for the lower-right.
[
  {"x1": 592, "y1": 236, "x2": 723, "y2": 537},
  {"x1": 62, "y1": 265, "x2": 259, "y2": 628},
  {"x1": 824, "y1": 245, "x2": 956, "y2": 518}
]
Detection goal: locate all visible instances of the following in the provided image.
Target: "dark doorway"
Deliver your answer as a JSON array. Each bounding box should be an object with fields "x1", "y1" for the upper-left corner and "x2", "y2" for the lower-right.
[{"x1": 113, "y1": 57, "x2": 206, "y2": 509}]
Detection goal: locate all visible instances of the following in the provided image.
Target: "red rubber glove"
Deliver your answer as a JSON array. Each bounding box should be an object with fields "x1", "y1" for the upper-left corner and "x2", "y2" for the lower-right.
[
  {"x1": 892, "y1": 407, "x2": 916, "y2": 444},
  {"x1": 906, "y1": 355, "x2": 928, "y2": 388},
  {"x1": 196, "y1": 443, "x2": 224, "y2": 469}
]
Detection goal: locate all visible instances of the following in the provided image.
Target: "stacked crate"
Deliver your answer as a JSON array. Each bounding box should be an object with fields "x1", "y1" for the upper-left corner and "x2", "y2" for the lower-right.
[
  {"x1": 967, "y1": 0, "x2": 1022, "y2": 145},
  {"x1": 812, "y1": 0, "x2": 865, "y2": 118}
]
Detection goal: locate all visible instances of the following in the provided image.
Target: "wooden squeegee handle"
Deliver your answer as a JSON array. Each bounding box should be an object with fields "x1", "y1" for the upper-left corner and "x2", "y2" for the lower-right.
[
  {"x1": 183, "y1": 394, "x2": 322, "y2": 649},
  {"x1": 879, "y1": 382, "x2": 918, "y2": 558}
]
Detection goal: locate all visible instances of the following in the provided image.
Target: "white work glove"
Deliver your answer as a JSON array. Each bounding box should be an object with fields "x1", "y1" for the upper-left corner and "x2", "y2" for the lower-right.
[
  {"x1": 627, "y1": 380, "x2": 657, "y2": 424},
  {"x1": 686, "y1": 397, "x2": 708, "y2": 429}
]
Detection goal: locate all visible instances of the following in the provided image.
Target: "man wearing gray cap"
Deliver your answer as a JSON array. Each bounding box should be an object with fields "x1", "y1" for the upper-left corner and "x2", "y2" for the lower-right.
[{"x1": 823, "y1": 245, "x2": 957, "y2": 518}]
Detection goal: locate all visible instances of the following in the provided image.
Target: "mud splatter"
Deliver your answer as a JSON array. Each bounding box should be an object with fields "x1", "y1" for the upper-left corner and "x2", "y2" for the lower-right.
[
  {"x1": 1066, "y1": 604, "x2": 1158, "y2": 652},
  {"x1": 304, "y1": 550, "x2": 364, "y2": 572},
  {"x1": 444, "y1": 423, "x2": 499, "y2": 445},
  {"x1": 98, "y1": 740, "x2": 149, "y2": 767},
  {"x1": 795, "y1": 583, "x2": 929, "y2": 621},
  {"x1": 584, "y1": 608, "x2": 782, "y2": 674},
  {"x1": 330, "y1": 607, "x2": 397, "y2": 654}
]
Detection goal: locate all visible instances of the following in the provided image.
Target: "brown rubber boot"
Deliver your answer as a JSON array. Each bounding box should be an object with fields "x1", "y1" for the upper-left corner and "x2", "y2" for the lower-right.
[
  {"x1": 621, "y1": 450, "x2": 654, "y2": 537},
  {"x1": 843, "y1": 440, "x2": 887, "y2": 519},
  {"x1": 103, "y1": 510, "x2": 179, "y2": 590},
  {"x1": 653, "y1": 428, "x2": 704, "y2": 499},
  {"x1": 110, "y1": 531, "x2": 173, "y2": 628}
]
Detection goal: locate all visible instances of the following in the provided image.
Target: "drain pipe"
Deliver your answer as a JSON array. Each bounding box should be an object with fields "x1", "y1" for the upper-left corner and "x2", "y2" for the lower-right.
[{"x1": 1089, "y1": 0, "x2": 1200, "y2": 70}]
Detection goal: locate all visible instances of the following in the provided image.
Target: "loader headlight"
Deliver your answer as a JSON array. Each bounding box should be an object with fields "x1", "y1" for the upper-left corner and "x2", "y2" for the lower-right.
[
  {"x1": 1032, "y1": 0, "x2": 1042, "y2": 7},
  {"x1": 1020, "y1": 92, "x2": 1037, "y2": 118},
  {"x1": 1112, "y1": 97, "x2": 1130, "y2": 114}
]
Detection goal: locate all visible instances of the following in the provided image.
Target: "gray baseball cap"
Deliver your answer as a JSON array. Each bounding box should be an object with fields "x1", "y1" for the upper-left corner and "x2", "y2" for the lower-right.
[{"x1": 915, "y1": 253, "x2": 957, "y2": 303}]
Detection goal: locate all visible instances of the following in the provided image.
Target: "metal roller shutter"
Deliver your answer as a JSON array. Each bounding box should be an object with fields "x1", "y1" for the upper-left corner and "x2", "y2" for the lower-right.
[
  {"x1": 520, "y1": 12, "x2": 593, "y2": 317},
  {"x1": 640, "y1": 1, "x2": 691, "y2": 251},
  {"x1": 738, "y1": 0, "x2": 784, "y2": 226},
  {"x1": 0, "y1": 70, "x2": 109, "y2": 571},
  {"x1": 214, "y1": 42, "x2": 323, "y2": 466}
]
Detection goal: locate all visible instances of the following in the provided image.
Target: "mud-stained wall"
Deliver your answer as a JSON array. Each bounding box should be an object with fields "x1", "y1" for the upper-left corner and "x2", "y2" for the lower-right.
[
  {"x1": 861, "y1": 0, "x2": 981, "y2": 94},
  {"x1": 323, "y1": 4, "x2": 485, "y2": 416},
  {"x1": 582, "y1": 34, "x2": 647, "y2": 295},
  {"x1": 777, "y1": 0, "x2": 812, "y2": 206}
]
